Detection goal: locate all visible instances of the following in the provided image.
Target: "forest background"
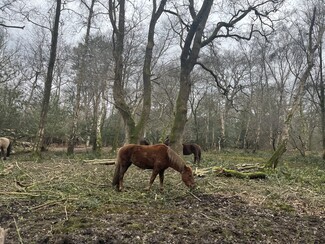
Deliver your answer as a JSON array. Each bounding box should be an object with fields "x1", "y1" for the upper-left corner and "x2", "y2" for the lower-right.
[{"x1": 0, "y1": 0, "x2": 324, "y2": 163}]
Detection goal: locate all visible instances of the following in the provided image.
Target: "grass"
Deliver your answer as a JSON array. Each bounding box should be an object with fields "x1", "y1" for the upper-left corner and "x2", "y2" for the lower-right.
[
  {"x1": 1, "y1": 149, "x2": 324, "y2": 212},
  {"x1": 0, "y1": 148, "x2": 324, "y2": 243}
]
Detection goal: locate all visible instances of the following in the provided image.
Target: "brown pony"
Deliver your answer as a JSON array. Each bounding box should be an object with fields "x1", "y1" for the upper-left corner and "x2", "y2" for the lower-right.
[
  {"x1": 0, "y1": 137, "x2": 12, "y2": 160},
  {"x1": 112, "y1": 144, "x2": 195, "y2": 191},
  {"x1": 164, "y1": 137, "x2": 202, "y2": 165}
]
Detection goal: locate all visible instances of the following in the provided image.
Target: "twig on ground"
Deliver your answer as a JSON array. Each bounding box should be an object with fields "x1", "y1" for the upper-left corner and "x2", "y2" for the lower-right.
[
  {"x1": 0, "y1": 191, "x2": 40, "y2": 197},
  {"x1": 13, "y1": 217, "x2": 23, "y2": 244},
  {"x1": 83, "y1": 159, "x2": 116, "y2": 165},
  {"x1": 64, "y1": 203, "x2": 68, "y2": 220},
  {"x1": 200, "y1": 212, "x2": 219, "y2": 222},
  {"x1": 188, "y1": 191, "x2": 201, "y2": 201}
]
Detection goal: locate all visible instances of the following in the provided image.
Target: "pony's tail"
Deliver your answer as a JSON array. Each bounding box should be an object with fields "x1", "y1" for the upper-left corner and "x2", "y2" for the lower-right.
[
  {"x1": 197, "y1": 146, "x2": 201, "y2": 161},
  {"x1": 6, "y1": 142, "x2": 12, "y2": 157},
  {"x1": 112, "y1": 159, "x2": 120, "y2": 187}
]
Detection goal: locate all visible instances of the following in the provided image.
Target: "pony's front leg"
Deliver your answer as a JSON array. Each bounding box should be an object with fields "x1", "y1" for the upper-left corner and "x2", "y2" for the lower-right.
[{"x1": 146, "y1": 170, "x2": 159, "y2": 191}]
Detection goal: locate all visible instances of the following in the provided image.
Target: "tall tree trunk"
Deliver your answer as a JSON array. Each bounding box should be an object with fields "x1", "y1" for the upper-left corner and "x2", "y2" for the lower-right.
[
  {"x1": 67, "y1": 0, "x2": 96, "y2": 155},
  {"x1": 34, "y1": 0, "x2": 61, "y2": 153},
  {"x1": 134, "y1": 0, "x2": 167, "y2": 141},
  {"x1": 94, "y1": 92, "x2": 106, "y2": 153},
  {"x1": 109, "y1": 0, "x2": 131, "y2": 142},
  {"x1": 110, "y1": 0, "x2": 166, "y2": 144},
  {"x1": 320, "y1": 41, "x2": 325, "y2": 160},
  {"x1": 169, "y1": 0, "x2": 213, "y2": 152},
  {"x1": 266, "y1": 7, "x2": 324, "y2": 168}
]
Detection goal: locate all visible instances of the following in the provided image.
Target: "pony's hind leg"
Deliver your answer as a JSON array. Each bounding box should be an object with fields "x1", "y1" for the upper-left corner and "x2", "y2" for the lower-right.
[
  {"x1": 0, "y1": 147, "x2": 5, "y2": 160},
  {"x1": 118, "y1": 163, "x2": 131, "y2": 191},
  {"x1": 158, "y1": 170, "x2": 165, "y2": 191}
]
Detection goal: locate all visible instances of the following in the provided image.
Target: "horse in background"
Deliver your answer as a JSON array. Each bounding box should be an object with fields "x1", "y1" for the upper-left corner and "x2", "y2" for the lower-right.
[
  {"x1": 0, "y1": 137, "x2": 12, "y2": 160},
  {"x1": 112, "y1": 144, "x2": 195, "y2": 191},
  {"x1": 164, "y1": 137, "x2": 202, "y2": 165},
  {"x1": 139, "y1": 138, "x2": 150, "y2": 145}
]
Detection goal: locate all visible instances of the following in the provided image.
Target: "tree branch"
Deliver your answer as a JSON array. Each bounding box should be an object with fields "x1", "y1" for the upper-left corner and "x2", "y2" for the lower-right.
[{"x1": 0, "y1": 23, "x2": 25, "y2": 29}]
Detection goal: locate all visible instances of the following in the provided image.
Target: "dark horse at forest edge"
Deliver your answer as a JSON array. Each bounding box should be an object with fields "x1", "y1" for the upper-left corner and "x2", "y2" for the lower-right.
[
  {"x1": 0, "y1": 137, "x2": 12, "y2": 160},
  {"x1": 164, "y1": 137, "x2": 202, "y2": 165},
  {"x1": 112, "y1": 144, "x2": 195, "y2": 191}
]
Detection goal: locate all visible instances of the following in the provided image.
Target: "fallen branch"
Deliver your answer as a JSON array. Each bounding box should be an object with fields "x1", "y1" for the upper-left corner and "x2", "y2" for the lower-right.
[{"x1": 82, "y1": 159, "x2": 116, "y2": 165}]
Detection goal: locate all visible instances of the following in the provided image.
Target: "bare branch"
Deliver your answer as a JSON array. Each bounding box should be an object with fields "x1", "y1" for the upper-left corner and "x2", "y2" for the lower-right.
[
  {"x1": 0, "y1": 23, "x2": 25, "y2": 29},
  {"x1": 195, "y1": 61, "x2": 229, "y2": 96}
]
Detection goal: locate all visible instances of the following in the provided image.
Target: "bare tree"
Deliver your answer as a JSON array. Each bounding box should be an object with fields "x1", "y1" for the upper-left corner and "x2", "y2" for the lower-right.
[
  {"x1": 0, "y1": 0, "x2": 25, "y2": 29},
  {"x1": 34, "y1": 0, "x2": 62, "y2": 152},
  {"x1": 266, "y1": 6, "x2": 325, "y2": 168},
  {"x1": 67, "y1": 0, "x2": 97, "y2": 155},
  {"x1": 109, "y1": 0, "x2": 167, "y2": 144},
  {"x1": 166, "y1": 0, "x2": 284, "y2": 152}
]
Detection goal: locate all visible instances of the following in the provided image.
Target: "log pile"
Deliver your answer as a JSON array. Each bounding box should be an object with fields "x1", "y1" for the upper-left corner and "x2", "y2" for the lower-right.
[{"x1": 194, "y1": 164, "x2": 267, "y2": 179}]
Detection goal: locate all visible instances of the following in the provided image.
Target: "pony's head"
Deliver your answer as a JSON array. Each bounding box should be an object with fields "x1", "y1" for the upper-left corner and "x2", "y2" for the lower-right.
[{"x1": 181, "y1": 165, "x2": 195, "y2": 188}]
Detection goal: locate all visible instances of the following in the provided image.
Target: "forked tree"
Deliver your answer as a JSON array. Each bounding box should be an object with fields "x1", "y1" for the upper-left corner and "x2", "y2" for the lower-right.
[
  {"x1": 166, "y1": 0, "x2": 284, "y2": 152},
  {"x1": 109, "y1": 0, "x2": 167, "y2": 144}
]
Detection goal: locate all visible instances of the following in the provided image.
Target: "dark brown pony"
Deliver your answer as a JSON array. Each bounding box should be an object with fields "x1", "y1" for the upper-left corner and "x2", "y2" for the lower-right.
[
  {"x1": 112, "y1": 144, "x2": 195, "y2": 191},
  {"x1": 164, "y1": 137, "x2": 202, "y2": 165},
  {"x1": 0, "y1": 137, "x2": 12, "y2": 160},
  {"x1": 139, "y1": 138, "x2": 150, "y2": 145}
]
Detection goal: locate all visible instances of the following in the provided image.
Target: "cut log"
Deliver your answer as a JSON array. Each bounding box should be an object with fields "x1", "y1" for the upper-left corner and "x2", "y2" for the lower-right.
[{"x1": 213, "y1": 166, "x2": 267, "y2": 179}]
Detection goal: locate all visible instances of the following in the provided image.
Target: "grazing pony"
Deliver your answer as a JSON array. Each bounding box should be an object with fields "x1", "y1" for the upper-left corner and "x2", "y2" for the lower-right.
[
  {"x1": 164, "y1": 137, "x2": 202, "y2": 165},
  {"x1": 0, "y1": 137, "x2": 12, "y2": 160},
  {"x1": 112, "y1": 144, "x2": 195, "y2": 191}
]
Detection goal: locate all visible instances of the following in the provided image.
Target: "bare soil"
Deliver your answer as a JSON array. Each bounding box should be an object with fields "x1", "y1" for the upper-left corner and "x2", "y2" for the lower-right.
[{"x1": 0, "y1": 148, "x2": 324, "y2": 243}]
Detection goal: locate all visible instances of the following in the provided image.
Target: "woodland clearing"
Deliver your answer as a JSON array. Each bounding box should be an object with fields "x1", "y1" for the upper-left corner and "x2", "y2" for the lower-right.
[{"x1": 0, "y1": 147, "x2": 324, "y2": 243}]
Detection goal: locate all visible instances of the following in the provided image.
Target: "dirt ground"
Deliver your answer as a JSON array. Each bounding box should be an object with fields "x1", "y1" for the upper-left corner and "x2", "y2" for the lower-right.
[{"x1": 0, "y1": 149, "x2": 324, "y2": 243}]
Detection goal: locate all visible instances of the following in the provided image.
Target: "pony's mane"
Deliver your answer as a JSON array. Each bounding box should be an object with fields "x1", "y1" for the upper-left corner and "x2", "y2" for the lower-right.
[{"x1": 167, "y1": 147, "x2": 186, "y2": 172}]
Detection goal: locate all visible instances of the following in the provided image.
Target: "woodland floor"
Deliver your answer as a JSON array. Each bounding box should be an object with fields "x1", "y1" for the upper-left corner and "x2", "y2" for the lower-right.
[{"x1": 0, "y1": 147, "x2": 324, "y2": 243}]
